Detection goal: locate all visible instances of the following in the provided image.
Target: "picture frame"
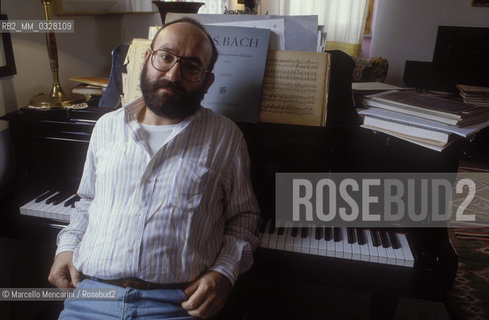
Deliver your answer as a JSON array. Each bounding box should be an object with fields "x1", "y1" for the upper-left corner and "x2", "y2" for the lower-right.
[
  {"x1": 0, "y1": 15, "x2": 17, "y2": 77},
  {"x1": 472, "y1": 0, "x2": 489, "y2": 6}
]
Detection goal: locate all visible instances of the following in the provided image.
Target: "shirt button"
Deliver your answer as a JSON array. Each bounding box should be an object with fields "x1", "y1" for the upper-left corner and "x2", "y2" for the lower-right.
[
  {"x1": 128, "y1": 248, "x2": 134, "y2": 253},
  {"x1": 136, "y1": 211, "x2": 142, "y2": 216}
]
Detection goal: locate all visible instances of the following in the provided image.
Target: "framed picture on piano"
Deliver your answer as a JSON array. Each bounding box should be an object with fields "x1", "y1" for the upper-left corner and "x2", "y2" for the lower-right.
[{"x1": 0, "y1": 15, "x2": 16, "y2": 77}]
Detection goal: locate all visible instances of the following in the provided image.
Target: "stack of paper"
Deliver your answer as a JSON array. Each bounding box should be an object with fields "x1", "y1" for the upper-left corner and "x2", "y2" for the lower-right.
[
  {"x1": 69, "y1": 76, "x2": 108, "y2": 104},
  {"x1": 457, "y1": 84, "x2": 489, "y2": 107},
  {"x1": 360, "y1": 90, "x2": 489, "y2": 151}
]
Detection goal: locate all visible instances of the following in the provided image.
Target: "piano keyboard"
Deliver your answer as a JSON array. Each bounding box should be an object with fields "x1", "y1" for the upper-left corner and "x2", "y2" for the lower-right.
[
  {"x1": 258, "y1": 220, "x2": 414, "y2": 267},
  {"x1": 20, "y1": 190, "x2": 80, "y2": 224},
  {"x1": 21, "y1": 192, "x2": 415, "y2": 268}
]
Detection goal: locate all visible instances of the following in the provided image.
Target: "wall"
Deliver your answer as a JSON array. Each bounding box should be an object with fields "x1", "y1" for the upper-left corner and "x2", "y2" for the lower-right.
[
  {"x1": 0, "y1": 0, "x2": 162, "y2": 131},
  {"x1": 371, "y1": 0, "x2": 489, "y2": 86}
]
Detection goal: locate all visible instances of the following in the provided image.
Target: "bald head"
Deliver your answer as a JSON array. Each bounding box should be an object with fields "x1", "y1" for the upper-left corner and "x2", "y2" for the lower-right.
[{"x1": 151, "y1": 18, "x2": 218, "y2": 72}]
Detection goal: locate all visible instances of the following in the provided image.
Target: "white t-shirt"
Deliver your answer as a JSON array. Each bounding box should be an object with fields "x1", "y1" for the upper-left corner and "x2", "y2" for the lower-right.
[{"x1": 140, "y1": 122, "x2": 177, "y2": 156}]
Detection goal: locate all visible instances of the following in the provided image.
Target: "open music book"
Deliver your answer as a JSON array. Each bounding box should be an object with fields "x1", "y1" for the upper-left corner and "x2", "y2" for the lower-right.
[{"x1": 258, "y1": 50, "x2": 331, "y2": 127}]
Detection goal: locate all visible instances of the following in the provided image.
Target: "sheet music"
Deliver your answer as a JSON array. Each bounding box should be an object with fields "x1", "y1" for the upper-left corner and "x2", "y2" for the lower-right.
[
  {"x1": 206, "y1": 18, "x2": 285, "y2": 50},
  {"x1": 121, "y1": 38, "x2": 151, "y2": 105},
  {"x1": 259, "y1": 50, "x2": 331, "y2": 126}
]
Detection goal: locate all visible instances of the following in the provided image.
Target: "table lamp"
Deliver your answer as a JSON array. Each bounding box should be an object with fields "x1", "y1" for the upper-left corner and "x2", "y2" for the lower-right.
[{"x1": 29, "y1": 0, "x2": 86, "y2": 109}]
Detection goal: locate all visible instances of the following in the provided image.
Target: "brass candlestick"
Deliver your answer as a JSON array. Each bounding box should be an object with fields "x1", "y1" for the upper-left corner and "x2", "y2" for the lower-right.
[{"x1": 30, "y1": 0, "x2": 85, "y2": 109}]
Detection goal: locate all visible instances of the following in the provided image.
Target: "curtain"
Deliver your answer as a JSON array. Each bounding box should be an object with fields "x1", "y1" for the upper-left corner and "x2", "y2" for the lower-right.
[{"x1": 276, "y1": 0, "x2": 370, "y2": 56}]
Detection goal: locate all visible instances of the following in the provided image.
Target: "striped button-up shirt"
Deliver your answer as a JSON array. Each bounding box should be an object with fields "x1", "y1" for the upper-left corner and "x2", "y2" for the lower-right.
[{"x1": 56, "y1": 97, "x2": 260, "y2": 285}]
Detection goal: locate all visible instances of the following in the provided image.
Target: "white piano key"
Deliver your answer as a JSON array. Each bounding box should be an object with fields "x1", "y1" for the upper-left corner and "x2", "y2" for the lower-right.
[
  {"x1": 351, "y1": 238, "x2": 362, "y2": 261},
  {"x1": 318, "y1": 233, "x2": 328, "y2": 256},
  {"x1": 376, "y1": 232, "x2": 388, "y2": 264},
  {"x1": 360, "y1": 243, "x2": 370, "y2": 262},
  {"x1": 366, "y1": 230, "x2": 379, "y2": 263},
  {"x1": 397, "y1": 233, "x2": 414, "y2": 267},
  {"x1": 341, "y1": 228, "x2": 353, "y2": 260},
  {"x1": 309, "y1": 229, "x2": 320, "y2": 255},
  {"x1": 385, "y1": 240, "x2": 397, "y2": 266},
  {"x1": 301, "y1": 228, "x2": 312, "y2": 254},
  {"x1": 326, "y1": 237, "x2": 336, "y2": 257},
  {"x1": 268, "y1": 226, "x2": 280, "y2": 250},
  {"x1": 284, "y1": 226, "x2": 295, "y2": 252},
  {"x1": 391, "y1": 233, "x2": 406, "y2": 266},
  {"x1": 20, "y1": 197, "x2": 40, "y2": 211},
  {"x1": 292, "y1": 226, "x2": 303, "y2": 253},
  {"x1": 334, "y1": 231, "x2": 344, "y2": 259},
  {"x1": 276, "y1": 222, "x2": 290, "y2": 251},
  {"x1": 259, "y1": 220, "x2": 272, "y2": 248}
]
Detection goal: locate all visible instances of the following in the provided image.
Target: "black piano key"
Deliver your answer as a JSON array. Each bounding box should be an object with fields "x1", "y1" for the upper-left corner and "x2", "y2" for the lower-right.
[
  {"x1": 300, "y1": 228, "x2": 309, "y2": 238},
  {"x1": 35, "y1": 190, "x2": 55, "y2": 203},
  {"x1": 45, "y1": 192, "x2": 63, "y2": 205},
  {"x1": 347, "y1": 227, "x2": 356, "y2": 244},
  {"x1": 64, "y1": 195, "x2": 80, "y2": 207},
  {"x1": 371, "y1": 229, "x2": 381, "y2": 247},
  {"x1": 315, "y1": 227, "x2": 323, "y2": 240},
  {"x1": 53, "y1": 192, "x2": 72, "y2": 206},
  {"x1": 291, "y1": 227, "x2": 298, "y2": 237},
  {"x1": 356, "y1": 228, "x2": 366, "y2": 245},
  {"x1": 388, "y1": 231, "x2": 400, "y2": 249},
  {"x1": 324, "y1": 227, "x2": 332, "y2": 241},
  {"x1": 333, "y1": 227, "x2": 342, "y2": 242},
  {"x1": 379, "y1": 230, "x2": 391, "y2": 248}
]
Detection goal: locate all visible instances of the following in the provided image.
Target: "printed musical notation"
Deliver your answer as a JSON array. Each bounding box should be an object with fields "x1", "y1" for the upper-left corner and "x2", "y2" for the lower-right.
[{"x1": 258, "y1": 50, "x2": 331, "y2": 126}]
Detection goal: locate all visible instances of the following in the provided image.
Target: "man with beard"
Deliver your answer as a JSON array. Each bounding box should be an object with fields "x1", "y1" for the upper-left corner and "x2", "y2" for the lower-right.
[{"x1": 48, "y1": 18, "x2": 260, "y2": 320}]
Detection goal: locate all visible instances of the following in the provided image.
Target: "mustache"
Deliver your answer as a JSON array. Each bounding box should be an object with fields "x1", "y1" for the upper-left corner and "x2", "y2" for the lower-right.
[{"x1": 151, "y1": 79, "x2": 185, "y2": 95}]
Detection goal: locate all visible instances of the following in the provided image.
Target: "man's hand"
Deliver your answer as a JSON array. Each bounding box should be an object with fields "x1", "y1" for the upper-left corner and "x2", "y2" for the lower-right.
[
  {"x1": 48, "y1": 251, "x2": 81, "y2": 288},
  {"x1": 181, "y1": 270, "x2": 232, "y2": 319}
]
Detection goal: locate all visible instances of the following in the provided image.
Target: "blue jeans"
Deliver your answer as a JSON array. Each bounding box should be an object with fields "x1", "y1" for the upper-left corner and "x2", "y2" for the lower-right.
[{"x1": 58, "y1": 279, "x2": 197, "y2": 320}]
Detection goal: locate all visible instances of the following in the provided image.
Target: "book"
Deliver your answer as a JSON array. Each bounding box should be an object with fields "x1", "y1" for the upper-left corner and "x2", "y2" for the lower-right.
[
  {"x1": 360, "y1": 123, "x2": 456, "y2": 152},
  {"x1": 71, "y1": 84, "x2": 105, "y2": 96},
  {"x1": 363, "y1": 90, "x2": 489, "y2": 126},
  {"x1": 258, "y1": 50, "x2": 331, "y2": 127},
  {"x1": 457, "y1": 84, "x2": 489, "y2": 107},
  {"x1": 69, "y1": 76, "x2": 109, "y2": 87},
  {"x1": 352, "y1": 82, "x2": 406, "y2": 107},
  {"x1": 358, "y1": 107, "x2": 489, "y2": 138},
  {"x1": 362, "y1": 116, "x2": 450, "y2": 144},
  {"x1": 201, "y1": 25, "x2": 271, "y2": 123},
  {"x1": 121, "y1": 38, "x2": 151, "y2": 106}
]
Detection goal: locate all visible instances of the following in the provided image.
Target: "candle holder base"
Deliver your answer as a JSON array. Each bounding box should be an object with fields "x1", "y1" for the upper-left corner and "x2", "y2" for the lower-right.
[{"x1": 29, "y1": 92, "x2": 87, "y2": 109}]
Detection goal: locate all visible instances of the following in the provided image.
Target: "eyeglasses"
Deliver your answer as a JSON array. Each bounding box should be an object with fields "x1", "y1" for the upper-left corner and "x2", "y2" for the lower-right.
[{"x1": 149, "y1": 49, "x2": 209, "y2": 82}]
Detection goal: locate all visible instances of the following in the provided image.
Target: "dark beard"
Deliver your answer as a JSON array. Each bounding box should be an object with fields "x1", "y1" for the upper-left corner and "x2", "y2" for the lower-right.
[{"x1": 140, "y1": 63, "x2": 206, "y2": 120}]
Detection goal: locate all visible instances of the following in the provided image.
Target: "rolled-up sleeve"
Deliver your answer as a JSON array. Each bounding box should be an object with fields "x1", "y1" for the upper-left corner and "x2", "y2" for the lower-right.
[{"x1": 209, "y1": 136, "x2": 260, "y2": 285}]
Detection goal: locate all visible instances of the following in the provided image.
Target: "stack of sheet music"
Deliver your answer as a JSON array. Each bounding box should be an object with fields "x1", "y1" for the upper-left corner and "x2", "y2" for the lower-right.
[
  {"x1": 70, "y1": 76, "x2": 108, "y2": 105},
  {"x1": 359, "y1": 90, "x2": 489, "y2": 151},
  {"x1": 457, "y1": 85, "x2": 489, "y2": 107}
]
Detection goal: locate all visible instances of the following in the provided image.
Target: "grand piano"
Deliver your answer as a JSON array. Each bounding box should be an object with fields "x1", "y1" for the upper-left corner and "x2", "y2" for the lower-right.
[{"x1": 0, "y1": 51, "x2": 461, "y2": 319}]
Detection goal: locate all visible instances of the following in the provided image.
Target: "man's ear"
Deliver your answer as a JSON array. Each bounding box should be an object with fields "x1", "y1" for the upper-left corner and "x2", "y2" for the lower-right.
[
  {"x1": 203, "y1": 72, "x2": 215, "y2": 94},
  {"x1": 141, "y1": 49, "x2": 151, "y2": 71}
]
